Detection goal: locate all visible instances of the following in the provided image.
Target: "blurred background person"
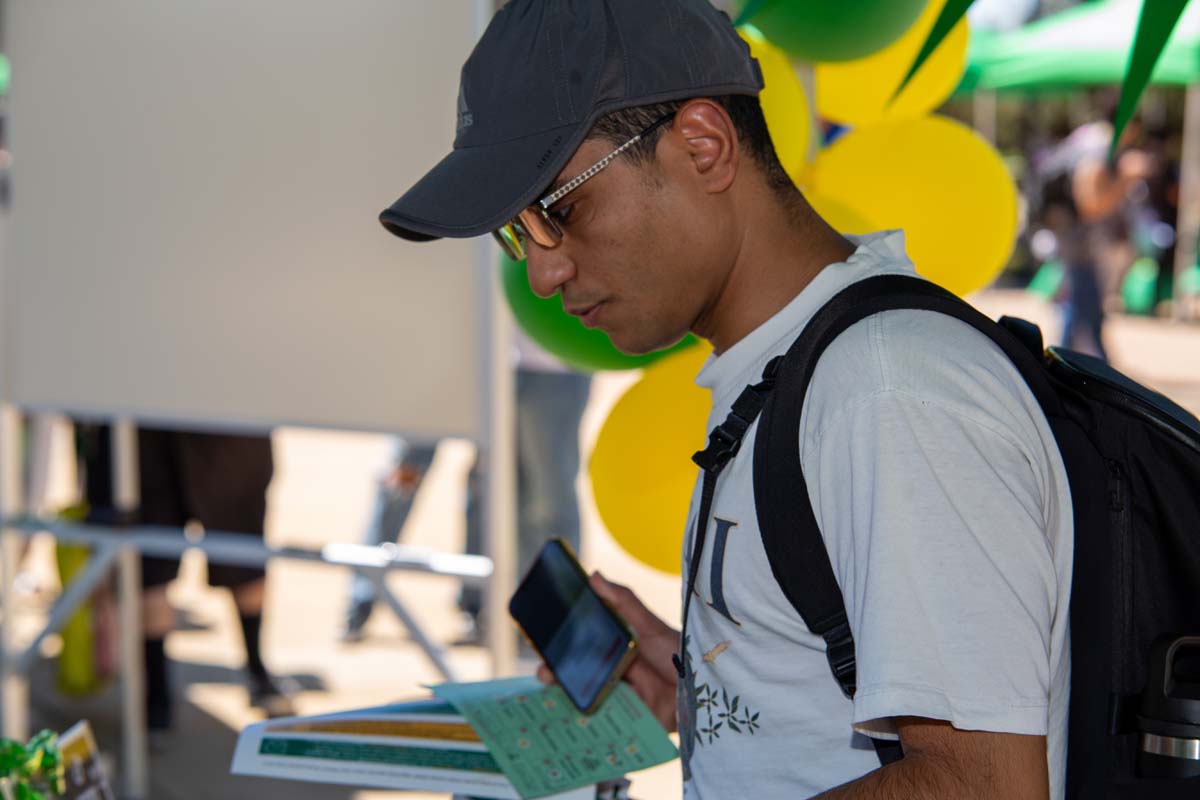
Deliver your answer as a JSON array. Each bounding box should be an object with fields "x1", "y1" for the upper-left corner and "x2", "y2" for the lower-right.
[
  {"x1": 1034, "y1": 111, "x2": 1156, "y2": 359},
  {"x1": 80, "y1": 425, "x2": 295, "y2": 733},
  {"x1": 340, "y1": 332, "x2": 591, "y2": 647},
  {"x1": 340, "y1": 438, "x2": 436, "y2": 642},
  {"x1": 463, "y1": 334, "x2": 591, "y2": 644}
]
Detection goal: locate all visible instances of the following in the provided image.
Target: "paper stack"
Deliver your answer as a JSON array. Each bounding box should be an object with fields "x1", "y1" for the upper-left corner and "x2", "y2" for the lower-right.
[{"x1": 231, "y1": 677, "x2": 677, "y2": 799}]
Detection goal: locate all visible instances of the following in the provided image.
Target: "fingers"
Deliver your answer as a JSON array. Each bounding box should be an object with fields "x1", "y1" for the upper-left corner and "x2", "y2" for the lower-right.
[
  {"x1": 589, "y1": 570, "x2": 622, "y2": 601},
  {"x1": 591, "y1": 571, "x2": 658, "y2": 626},
  {"x1": 592, "y1": 571, "x2": 679, "y2": 652},
  {"x1": 536, "y1": 663, "x2": 554, "y2": 685},
  {"x1": 624, "y1": 660, "x2": 680, "y2": 733}
]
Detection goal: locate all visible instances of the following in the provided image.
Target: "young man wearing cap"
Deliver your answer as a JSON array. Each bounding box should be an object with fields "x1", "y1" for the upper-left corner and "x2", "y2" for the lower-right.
[{"x1": 379, "y1": 2, "x2": 1071, "y2": 798}]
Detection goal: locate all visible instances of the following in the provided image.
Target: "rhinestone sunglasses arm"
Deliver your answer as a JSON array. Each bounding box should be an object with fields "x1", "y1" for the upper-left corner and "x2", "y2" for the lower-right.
[{"x1": 537, "y1": 113, "x2": 676, "y2": 209}]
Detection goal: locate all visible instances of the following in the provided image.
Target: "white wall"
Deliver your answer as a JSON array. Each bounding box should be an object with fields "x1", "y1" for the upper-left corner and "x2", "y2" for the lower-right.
[{"x1": 4, "y1": 0, "x2": 488, "y2": 438}]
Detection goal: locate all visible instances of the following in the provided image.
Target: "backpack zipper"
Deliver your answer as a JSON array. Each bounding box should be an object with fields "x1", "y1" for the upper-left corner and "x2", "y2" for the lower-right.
[{"x1": 1108, "y1": 459, "x2": 1134, "y2": 695}]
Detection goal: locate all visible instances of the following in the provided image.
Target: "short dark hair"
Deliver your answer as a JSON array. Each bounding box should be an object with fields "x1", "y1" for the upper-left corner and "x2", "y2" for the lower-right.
[{"x1": 588, "y1": 94, "x2": 798, "y2": 197}]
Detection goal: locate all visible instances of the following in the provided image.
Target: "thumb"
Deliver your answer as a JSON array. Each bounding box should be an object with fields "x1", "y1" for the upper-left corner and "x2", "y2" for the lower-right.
[{"x1": 590, "y1": 572, "x2": 653, "y2": 624}]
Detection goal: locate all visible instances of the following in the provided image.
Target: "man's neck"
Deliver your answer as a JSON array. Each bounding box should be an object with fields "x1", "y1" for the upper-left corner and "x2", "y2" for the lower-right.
[{"x1": 695, "y1": 194, "x2": 856, "y2": 356}]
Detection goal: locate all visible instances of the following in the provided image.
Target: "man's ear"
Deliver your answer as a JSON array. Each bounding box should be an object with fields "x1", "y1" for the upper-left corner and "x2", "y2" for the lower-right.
[{"x1": 672, "y1": 99, "x2": 738, "y2": 194}]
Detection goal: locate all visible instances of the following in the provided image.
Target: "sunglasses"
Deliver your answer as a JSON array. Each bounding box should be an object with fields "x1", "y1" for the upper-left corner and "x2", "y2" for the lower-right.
[{"x1": 493, "y1": 113, "x2": 676, "y2": 261}]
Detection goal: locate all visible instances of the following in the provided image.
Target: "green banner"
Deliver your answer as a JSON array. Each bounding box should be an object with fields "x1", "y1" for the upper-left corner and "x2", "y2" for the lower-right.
[
  {"x1": 1111, "y1": 0, "x2": 1192, "y2": 157},
  {"x1": 893, "y1": 0, "x2": 978, "y2": 103},
  {"x1": 734, "y1": 0, "x2": 772, "y2": 28}
]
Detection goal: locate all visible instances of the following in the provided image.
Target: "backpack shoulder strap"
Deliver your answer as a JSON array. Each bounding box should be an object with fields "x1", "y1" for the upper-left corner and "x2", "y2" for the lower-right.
[{"x1": 752, "y1": 273, "x2": 1060, "y2": 700}]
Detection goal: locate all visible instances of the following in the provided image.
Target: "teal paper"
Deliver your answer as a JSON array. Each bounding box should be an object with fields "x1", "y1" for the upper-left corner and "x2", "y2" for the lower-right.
[{"x1": 433, "y1": 677, "x2": 678, "y2": 800}]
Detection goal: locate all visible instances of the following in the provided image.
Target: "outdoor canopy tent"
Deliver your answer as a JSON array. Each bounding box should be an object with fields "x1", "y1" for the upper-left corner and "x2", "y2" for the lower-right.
[
  {"x1": 960, "y1": 0, "x2": 1200, "y2": 92},
  {"x1": 955, "y1": 0, "x2": 1200, "y2": 316}
]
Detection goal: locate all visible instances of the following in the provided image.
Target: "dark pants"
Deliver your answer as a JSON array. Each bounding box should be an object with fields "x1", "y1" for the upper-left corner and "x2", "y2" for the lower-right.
[
  {"x1": 461, "y1": 369, "x2": 592, "y2": 619},
  {"x1": 81, "y1": 426, "x2": 273, "y2": 587},
  {"x1": 1061, "y1": 263, "x2": 1108, "y2": 360}
]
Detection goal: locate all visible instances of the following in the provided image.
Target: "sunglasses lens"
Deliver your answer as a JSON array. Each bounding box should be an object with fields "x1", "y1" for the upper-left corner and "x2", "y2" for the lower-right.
[
  {"x1": 494, "y1": 207, "x2": 564, "y2": 261},
  {"x1": 517, "y1": 207, "x2": 563, "y2": 249},
  {"x1": 493, "y1": 223, "x2": 526, "y2": 261}
]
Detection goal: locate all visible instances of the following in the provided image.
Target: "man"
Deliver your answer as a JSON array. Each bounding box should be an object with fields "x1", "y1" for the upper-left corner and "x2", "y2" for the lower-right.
[{"x1": 378, "y1": 2, "x2": 1072, "y2": 797}]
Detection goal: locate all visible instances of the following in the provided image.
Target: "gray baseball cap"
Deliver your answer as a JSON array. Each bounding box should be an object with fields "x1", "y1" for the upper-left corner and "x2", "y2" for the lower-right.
[{"x1": 379, "y1": 0, "x2": 763, "y2": 242}]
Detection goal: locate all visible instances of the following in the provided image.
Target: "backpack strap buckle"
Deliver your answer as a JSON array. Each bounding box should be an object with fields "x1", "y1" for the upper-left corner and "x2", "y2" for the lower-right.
[
  {"x1": 822, "y1": 621, "x2": 858, "y2": 699},
  {"x1": 693, "y1": 376, "x2": 774, "y2": 475},
  {"x1": 693, "y1": 421, "x2": 744, "y2": 474}
]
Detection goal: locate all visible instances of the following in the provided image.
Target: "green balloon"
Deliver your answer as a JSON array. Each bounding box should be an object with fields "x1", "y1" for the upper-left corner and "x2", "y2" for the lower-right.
[
  {"x1": 499, "y1": 255, "x2": 698, "y2": 372},
  {"x1": 746, "y1": 0, "x2": 927, "y2": 63}
]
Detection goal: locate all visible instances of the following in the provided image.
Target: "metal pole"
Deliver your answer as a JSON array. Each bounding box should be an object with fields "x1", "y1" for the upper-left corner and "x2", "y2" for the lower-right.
[
  {"x1": 794, "y1": 62, "x2": 818, "y2": 164},
  {"x1": 477, "y1": 225, "x2": 517, "y2": 673},
  {"x1": 1172, "y1": 85, "x2": 1200, "y2": 321},
  {"x1": 479, "y1": 0, "x2": 517, "y2": 681},
  {"x1": 16, "y1": 544, "x2": 121, "y2": 675},
  {"x1": 0, "y1": 404, "x2": 28, "y2": 740},
  {"x1": 482, "y1": 280, "x2": 517, "y2": 677},
  {"x1": 0, "y1": 0, "x2": 17, "y2": 735},
  {"x1": 111, "y1": 419, "x2": 140, "y2": 514},
  {"x1": 117, "y1": 546, "x2": 146, "y2": 800},
  {"x1": 111, "y1": 420, "x2": 147, "y2": 800},
  {"x1": 974, "y1": 90, "x2": 999, "y2": 146}
]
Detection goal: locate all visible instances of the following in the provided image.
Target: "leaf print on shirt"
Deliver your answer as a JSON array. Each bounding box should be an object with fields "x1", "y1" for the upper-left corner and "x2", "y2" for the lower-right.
[
  {"x1": 679, "y1": 635, "x2": 763, "y2": 784},
  {"x1": 678, "y1": 638, "x2": 700, "y2": 782}
]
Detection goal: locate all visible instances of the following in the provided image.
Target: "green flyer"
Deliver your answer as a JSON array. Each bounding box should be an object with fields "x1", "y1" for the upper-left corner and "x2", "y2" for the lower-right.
[{"x1": 434, "y1": 677, "x2": 678, "y2": 799}]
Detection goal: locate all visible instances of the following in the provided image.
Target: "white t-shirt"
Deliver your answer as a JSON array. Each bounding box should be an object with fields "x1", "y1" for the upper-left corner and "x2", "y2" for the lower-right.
[{"x1": 678, "y1": 231, "x2": 1073, "y2": 798}]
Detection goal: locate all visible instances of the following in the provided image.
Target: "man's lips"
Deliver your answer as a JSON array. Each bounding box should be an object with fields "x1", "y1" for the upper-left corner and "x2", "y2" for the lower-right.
[{"x1": 566, "y1": 301, "x2": 606, "y2": 328}]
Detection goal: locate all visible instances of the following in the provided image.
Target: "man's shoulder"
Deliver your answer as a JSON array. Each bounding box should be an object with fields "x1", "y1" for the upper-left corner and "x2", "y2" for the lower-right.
[
  {"x1": 804, "y1": 305, "x2": 1013, "y2": 386},
  {"x1": 800, "y1": 307, "x2": 1038, "y2": 437}
]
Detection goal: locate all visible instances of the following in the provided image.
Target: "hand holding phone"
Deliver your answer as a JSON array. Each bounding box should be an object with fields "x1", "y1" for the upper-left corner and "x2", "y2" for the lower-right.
[
  {"x1": 586, "y1": 572, "x2": 681, "y2": 732},
  {"x1": 509, "y1": 539, "x2": 638, "y2": 714}
]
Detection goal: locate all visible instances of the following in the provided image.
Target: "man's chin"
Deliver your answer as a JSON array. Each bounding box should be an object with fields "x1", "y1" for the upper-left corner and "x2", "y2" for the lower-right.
[{"x1": 607, "y1": 330, "x2": 689, "y2": 358}]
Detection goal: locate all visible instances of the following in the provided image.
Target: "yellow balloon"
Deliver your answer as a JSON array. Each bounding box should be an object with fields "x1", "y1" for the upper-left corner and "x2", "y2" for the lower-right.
[
  {"x1": 739, "y1": 26, "x2": 812, "y2": 182},
  {"x1": 810, "y1": 115, "x2": 1017, "y2": 297},
  {"x1": 589, "y1": 345, "x2": 712, "y2": 576},
  {"x1": 806, "y1": 192, "x2": 878, "y2": 236},
  {"x1": 816, "y1": 0, "x2": 969, "y2": 128}
]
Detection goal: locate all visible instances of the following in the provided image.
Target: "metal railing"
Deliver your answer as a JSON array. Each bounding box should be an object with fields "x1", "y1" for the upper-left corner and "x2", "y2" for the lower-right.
[{"x1": 0, "y1": 516, "x2": 492, "y2": 800}]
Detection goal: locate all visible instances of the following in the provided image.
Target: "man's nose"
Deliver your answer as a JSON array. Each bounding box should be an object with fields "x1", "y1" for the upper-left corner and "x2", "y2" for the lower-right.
[{"x1": 525, "y1": 244, "x2": 576, "y2": 299}]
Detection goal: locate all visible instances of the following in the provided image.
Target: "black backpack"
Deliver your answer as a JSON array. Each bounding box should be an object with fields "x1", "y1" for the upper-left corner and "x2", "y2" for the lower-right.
[{"x1": 686, "y1": 274, "x2": 1200, "y2": 797}]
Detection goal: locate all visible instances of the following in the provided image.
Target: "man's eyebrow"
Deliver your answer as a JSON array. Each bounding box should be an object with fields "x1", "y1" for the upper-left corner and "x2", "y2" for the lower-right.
[
  {"x1": 539, "y1": 172, "x2": 578, "y2": 204},
  {"x1": 545, "y1": 173, "x2": 572, "y2": 197}
]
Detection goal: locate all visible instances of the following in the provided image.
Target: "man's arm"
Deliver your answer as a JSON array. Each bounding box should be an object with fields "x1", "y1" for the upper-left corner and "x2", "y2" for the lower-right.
[
  {"x1": 1072, "y1": 149, "x2": 1154, "y2": 222},
  {"x1": 815, "y1": 717, "x2": 1049, "y2": 800}
]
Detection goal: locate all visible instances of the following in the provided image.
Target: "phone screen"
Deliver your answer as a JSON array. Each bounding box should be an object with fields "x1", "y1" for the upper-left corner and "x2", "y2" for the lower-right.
[{"x1": 509, "y1": 540, "x2": 637, "y2": 713}]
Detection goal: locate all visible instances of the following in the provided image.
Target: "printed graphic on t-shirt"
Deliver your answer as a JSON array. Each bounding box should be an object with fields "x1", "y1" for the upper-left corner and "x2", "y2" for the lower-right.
[
  {"x1": 681, "y1": 513, "x2": 763, "y2": 782},
  {"x1": 677, "y1": 637, "x2": 762, "y2": 783},
  {"x1": 678, "y1": 514, "x2": 762, "y2": 784},
  {"x1": 705, "y1": 518, "x2": 742, "y2": 626}
]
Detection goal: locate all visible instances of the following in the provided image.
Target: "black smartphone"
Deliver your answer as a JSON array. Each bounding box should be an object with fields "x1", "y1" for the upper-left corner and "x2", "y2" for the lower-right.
[{"x1": 509, "y1": 539, "x2": 638, "y2": 714}]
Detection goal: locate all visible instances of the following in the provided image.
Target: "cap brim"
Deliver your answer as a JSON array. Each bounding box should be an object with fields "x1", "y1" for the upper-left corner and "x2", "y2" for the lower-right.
[{"x1": 379, "y1": 121, "x2": 584, "y2": 242}]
